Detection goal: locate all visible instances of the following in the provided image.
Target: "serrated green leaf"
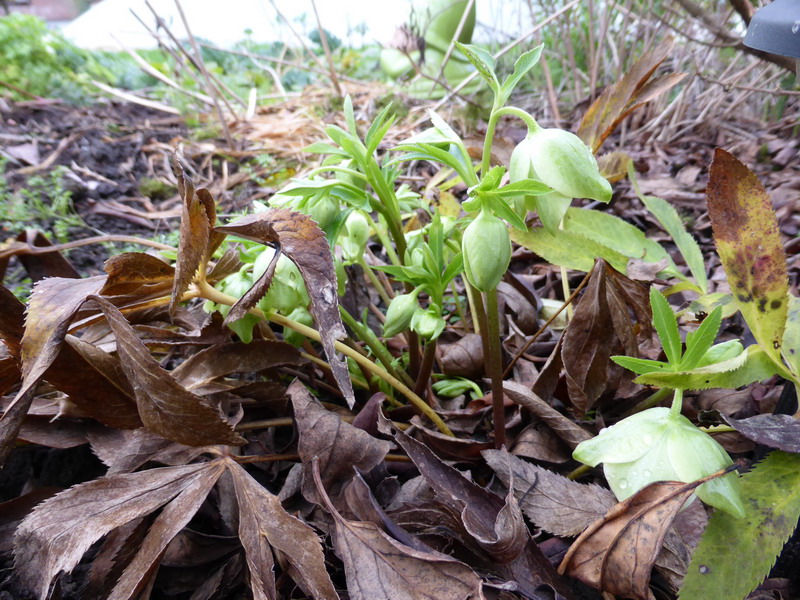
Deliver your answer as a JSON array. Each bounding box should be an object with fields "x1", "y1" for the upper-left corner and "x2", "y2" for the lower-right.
[
  {"x1": 679, "y1": 306, "x2": 722, "y2": 370},
  {"x1": 651, "y1": 288, "x2": 682, "y2": 366},
  {"x1": 488, "y1": 179, "x2": 552, "y2": 198},
  {"x1": 561, "y1": 207, "x2": 680, "y2": 279},
  {"x1": 611, "y1": 355, "x2": 671, "y2": 375},
  {"x1": 679, "y1": 451, "x2": 800, "y2": 600},
  {"x1": 780, "y1": 295, "x2": 800, "y2": 379},
  {"x1": 485, "y1": 196, "x2": 527, "y2": 231},
  {"x1": 636, "y1": 344, "x2": 779, "y2": 390},
  {"x1": 454, "y1": 41, "x2": 498, "y2": 90},
  {"x1": 510, "y1": 227, "x2": 628, "y2": 273}
]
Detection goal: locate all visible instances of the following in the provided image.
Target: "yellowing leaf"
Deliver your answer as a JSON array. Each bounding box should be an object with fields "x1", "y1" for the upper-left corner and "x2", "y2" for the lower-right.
[{"x1": 707, "y1": 149, "x2": 789, "y2": 366}]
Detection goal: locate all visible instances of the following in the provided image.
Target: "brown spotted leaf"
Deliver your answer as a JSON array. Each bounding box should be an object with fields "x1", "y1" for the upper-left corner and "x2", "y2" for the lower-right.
[
  {"x1": 170, "y1": 158, "x2": 221, "y2": 317},
  {"x1": 577, "y1": 37, "x2": 686, "y2": 153},
  {"x1": 290, "y1": 380, "x2": 390, "y2": 507},
  {"x1": 14, "y1": 461, "x2": 225, "y2": 600},
  {"x1": 312, "y1": 459, "x2": 484, "y2": 600},
  {"x1": 91, "y1": 295, "x2": 245, "y2": 446},
  {"x1": 558, "y1": 478, "x2": 709, "y2": 600},
  {"x1": 707, "y1": 148, "x2": 789, "y2": 366},
  {"x1": 228, "y1": 459, "x2": 338, "y2": 600},
  {"x1": 484, "y1": 448, "x2": 616, "y2": 537},
  {"x1": 215, "y1": 209, "x2": 354, "y2": 406}
]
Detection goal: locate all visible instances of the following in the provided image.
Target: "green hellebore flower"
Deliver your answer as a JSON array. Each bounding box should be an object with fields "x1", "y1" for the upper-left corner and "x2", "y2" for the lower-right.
[
  {"x1": 383, "y1": 291, "x2": 420, "y2": 338},
  {"x1": 461, "y1": 209, "x2": 511, "y2": 292},
  {"x1": 513, "y1": 128, "x2": 612, "y2": 205},
  {"x1": 410, "y1": 304, "x2": 446, "y2": 340},
  {"x1": 340, "y1": 211, "x2": 371, "y2": 264},
  {"x1": 573, "y1": 407, "x2": 746, "y2": 518}
]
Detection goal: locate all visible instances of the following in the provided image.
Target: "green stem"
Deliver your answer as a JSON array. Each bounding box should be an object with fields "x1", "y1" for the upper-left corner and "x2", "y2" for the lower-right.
[
  {"x1": 480, "y1": 105, "x2": 540, "y2": 177},
  {"x1": 339, "y1": 306, "x2": 415, "y2": 389},
  {"x1": 374, "y1": 216, "x2": 401, "y2": 265},
  {"x1": 358, "y1": 256, "x2": 393, "y2": 307},
  {"x1": 485, "y1": 288, "x2": 506, "y2": 448},
  {"x1": 449, "y1": 280, "x2": 469, "y2": 333},
  {"x1": 196, "y1": 280, "x2": 453, "y2": 436},
  {"x1": 620, "y1": 387, "x2": 674, "y2": 418},
  {"x1": 671, "y1": 388, "x2": 684, "y2": 414}
]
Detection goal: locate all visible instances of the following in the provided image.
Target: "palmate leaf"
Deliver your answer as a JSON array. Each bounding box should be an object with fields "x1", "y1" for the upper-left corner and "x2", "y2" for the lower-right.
[{"x1": 679, "y1": 452, "x2": 800, "y2": 600}]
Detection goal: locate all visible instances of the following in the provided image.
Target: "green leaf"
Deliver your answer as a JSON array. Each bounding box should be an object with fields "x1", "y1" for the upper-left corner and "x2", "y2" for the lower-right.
[
  {"x1": 454, "y1": 42, "x2": 498, "y2": 91},
  {"x1": 629, "y1": 165, "x2": 708, "y2": 292},
  {"x1": 440, "y1": 252, "x2": 464, "y2": 285},
  {"x1": 393, "y1": 143, "x2": 473, "y2": 185},
  {"x1": 365, "y1": 104, "x2": 396, "y2": 157},
  {"x1": 707, "y1": 149, "x2": 789, "y2": 366},
  {"x1": 488, "y1": 179, "x2": 552, "y2": 198},
  {"x1": 781, "y1": 295, "x2": 800, "y2": 379},
  {"x1": 485, "y1": 196, "x2": 527, "y2": 231},
  {"x1": 561, "y1": 208, "x2": 680, "y2": 278},
  {"x1": 303, "y1": 141, "x2": 348, "y2": 156},
  {"x1": 635, "y1": 344, "x2": 780, "y2": 390},
  {"x1": 611, "y1": 355, "x2": 671, "y2": 375},
  {"x1": 343, "y1": 94, "x2": 357, "y2": 136},
  {"x1": 679, "y1": 451, "x2": 800, "y2": 600},
  {"x1": 679, "y1": 306, "x2": 722, "y2": 370},
  {"x1": 499, "y1": 44, "x2": 543, "y2": 102},
  {"x1": 510, "y1": 227, "x2": 629, "y2": 273},
  {"x1": 650, "y1": 287, "x2": 682, "y2": 366}
]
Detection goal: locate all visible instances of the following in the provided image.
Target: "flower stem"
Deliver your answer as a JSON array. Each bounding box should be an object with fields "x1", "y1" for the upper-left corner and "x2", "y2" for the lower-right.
[
  {"x1": 671, "y1": 388, "x2": 684, "y2": 414},
  {"x1": 484, "y1": 288, "x2": 506, "y2": 448}
]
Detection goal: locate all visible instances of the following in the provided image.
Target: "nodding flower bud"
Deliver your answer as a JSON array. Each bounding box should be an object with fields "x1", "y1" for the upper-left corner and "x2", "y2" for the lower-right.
[
  {"x1": 410, "y1": 304, "x2": 446, "y2": 340},
  {"x1": 513, "y1": 128, "x2": 612, "y2": 204},
  {"x1": 573, "y1": 407, "x2": 746, "y2": 518},
  {"x1": 461, "y1": 209, "x2": 511, "y2": 292},
  {"x1": 383, "y1": 291, "x2": 420, "y2": 338},
  {"x1": 340, "y1": 211, "x2": 371, "y2": 264}
]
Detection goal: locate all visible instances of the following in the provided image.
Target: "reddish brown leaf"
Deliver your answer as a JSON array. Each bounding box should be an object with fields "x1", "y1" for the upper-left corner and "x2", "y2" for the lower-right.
[
  {"x1": 0, "y1": 283, "x2": 26, "y2": 358},
  {"x1": 437, "y1": 332, "x2": 484, "y2": 378},
  {"x1": 88, "y1": 427, "x2": 206, "y2": 474},
  {"x1": 484, "y1": 448, "x2": 616, "y2": 537},
  {"x1": 558, "y1": 479, "x2": 708, "y2": 600},
  {"x1": 722, "y1": 413, "x2": 800, "y2": 452},
  {"x1": 171, "y1": 340, "x2": 304, "y2": 390},
  {"x1": 707, "y1": 148, "x2": 789, "y2": 365},
  {"x1": 91, "y1": 295, "x2": 245, "y2": 446},
  {"x1": 0, "y1": 343, "x2": 21, "y2": 396},
  {"x1": 101, "y1": 252, "x2": 175, "y2": 296},
  {"x1": 14, "y1": 461, "x2": 225, "y2": 600},
  {"x1": 13, "y1": 229, "x2": 80, "y2": 281},
  {"x1": 503, "y1": 382, "x2": 592, "y2": 449},
  {"x1": 216, "y1": 209, "x2": 353, "y2": 406},
  {"x1": 290, "y1": 380, "x2": 390, "y2": 507},
  {"x1": 169, "y1": 159, "x2": 219, "y2": 317},
  {"x1": 577, "y1": 37, "x2": 686, "y2": 153},
  {"x1": 312, "y1": 459, "x2": 484, "y2": 600},
  {"x1": 228, "y1": 459, "x2": 338, "y2": 600},
  {"x1": 0, "y1": 487, "x2": 61, "y2": 553}
]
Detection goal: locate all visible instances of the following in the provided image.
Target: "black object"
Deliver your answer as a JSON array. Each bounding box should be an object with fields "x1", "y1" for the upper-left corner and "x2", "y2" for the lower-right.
[{"x1": 744, "y1": 0, "x2": 800, "y2": 59}]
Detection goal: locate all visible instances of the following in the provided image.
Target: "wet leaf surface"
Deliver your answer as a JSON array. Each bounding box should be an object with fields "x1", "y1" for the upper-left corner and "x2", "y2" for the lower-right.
[{"x1": 722, "y1": 413, "x2": 800, "y2": 453}]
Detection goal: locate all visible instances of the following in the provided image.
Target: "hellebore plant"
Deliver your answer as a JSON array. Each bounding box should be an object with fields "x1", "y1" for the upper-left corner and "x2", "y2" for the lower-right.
[{"x1": 573, "y1": 288, "x2": 746, "y2": 517}]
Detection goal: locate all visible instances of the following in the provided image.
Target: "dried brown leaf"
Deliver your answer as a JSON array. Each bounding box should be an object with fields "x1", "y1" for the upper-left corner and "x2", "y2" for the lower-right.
[
  {"x1": 171, "y1": 340, "x2": 303, "y2": 390},
  {"x1": 312, "y1": 459, "x2": 485, "y2": 600},
  {"x1": 290, "y1": 380, "x2": 391, "y2": 507},
  {"x1": 394, "y1": 428, "x2": 527, "y2": 564},
  {"x1": 13, "y1": 229, "x2": 80, "y2": 281},
  {"x1": 437, "y1": 332, "x2": 484, "y2": 378},
  {"x1": 228, "y1": 459, "x2": 338, "y2": 600},
  {"x1": 108, "y1": 459, "x2": 227, "y2": 600},
  {"x1": 88, "y1": 427, "x2": 206, "y2": 474},
  {"x1": 169, "y1": 160, "x2": 220, "y2": 317},
  {"x1": 91, "y1": 295, "x2": 245, "y2": 446},
  {"x1": 215, "y1": 209, "x2": 353, "y2": 406},
  {"x1": 722, "y1": 413, "x2": 800, "y2": 452},
  {"x1": 510, "y1": 423, "x2": 571, "y2": 463},
  {"x1": 14, "y1": 461, "x2": 224, "y2": 600},
  {"x1": 558, "y1": 479, "x2": 706, "y2": 600},
  {"x1": 577, "y1": 37, "x2": 686, "y2": 153},
  {"x1": 101, "y1": 252, "x2": 175, "y2": 296},
  {"x1": 0, "y1": 283, "x2": 26, "y2": 358},
  {"x1": 483, "y1": 448, "x2": 616, "y2": 537},
  {"x1": 503, "y1": 382, "x2": 592, "y2": 449}
]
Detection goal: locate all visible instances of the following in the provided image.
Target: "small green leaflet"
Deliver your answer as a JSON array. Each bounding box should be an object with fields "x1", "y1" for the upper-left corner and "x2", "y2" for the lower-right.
[
  {"x1": 679, "y1": 452, "x2": 800, "y2": 600},
  {"x1": 650, "y1": 288, "x2": 682, "y2": 366},
  {"x1": 633, "y1": 344, "x2": 779, "y2": 391},
  {"x1": 454, "y1": 42, "x2": 498, "y2": 91}
]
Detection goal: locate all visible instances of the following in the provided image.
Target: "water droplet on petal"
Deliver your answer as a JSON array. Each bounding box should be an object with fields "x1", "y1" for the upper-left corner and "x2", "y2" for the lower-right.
[
  {"x1": 619, "y1": 479, "x2": 629, "y2": 490},
  {"x1": 643, "y1": 469, "x2": 652, "y2": 477},
  {"x1": 630, "y1": 470, "x2": 638, "y2": 477}
]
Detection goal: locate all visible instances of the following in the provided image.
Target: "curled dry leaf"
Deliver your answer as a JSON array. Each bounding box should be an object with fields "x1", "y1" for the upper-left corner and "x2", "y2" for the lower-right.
[
  {"x1": 311, "y1": 458, "x2": 485, "y2": 600},
  {"x1": 228, "y1": 459, "x2": 338, "y2": 600},
  {"x1": 14, "y1": 461, "x2": 226, "y2": 600},
  {"x1": 170, "y1": 159, "x2": 221, "y2": 317},
  {"x1": 215, "y1": 209, "x2": 354, "y2": 406},
  {"x1": 558, "y1": 477, "x2": 713, "y2": 600},
  {"x1": 101, "y1": 252, "x2": 175, "y2": 296},
  {"x1": 13, "y1": 229, "x2": 80, "y2": 281},
  {"x1": 91, "y1": 295, "x2": 245, "y2": 447},
  {"x1": 502, "y1": 381, "x2": 592, "y2": 449},
  {"x1": 290, "y1": 380, "x2": 391, "y2": 508}
]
